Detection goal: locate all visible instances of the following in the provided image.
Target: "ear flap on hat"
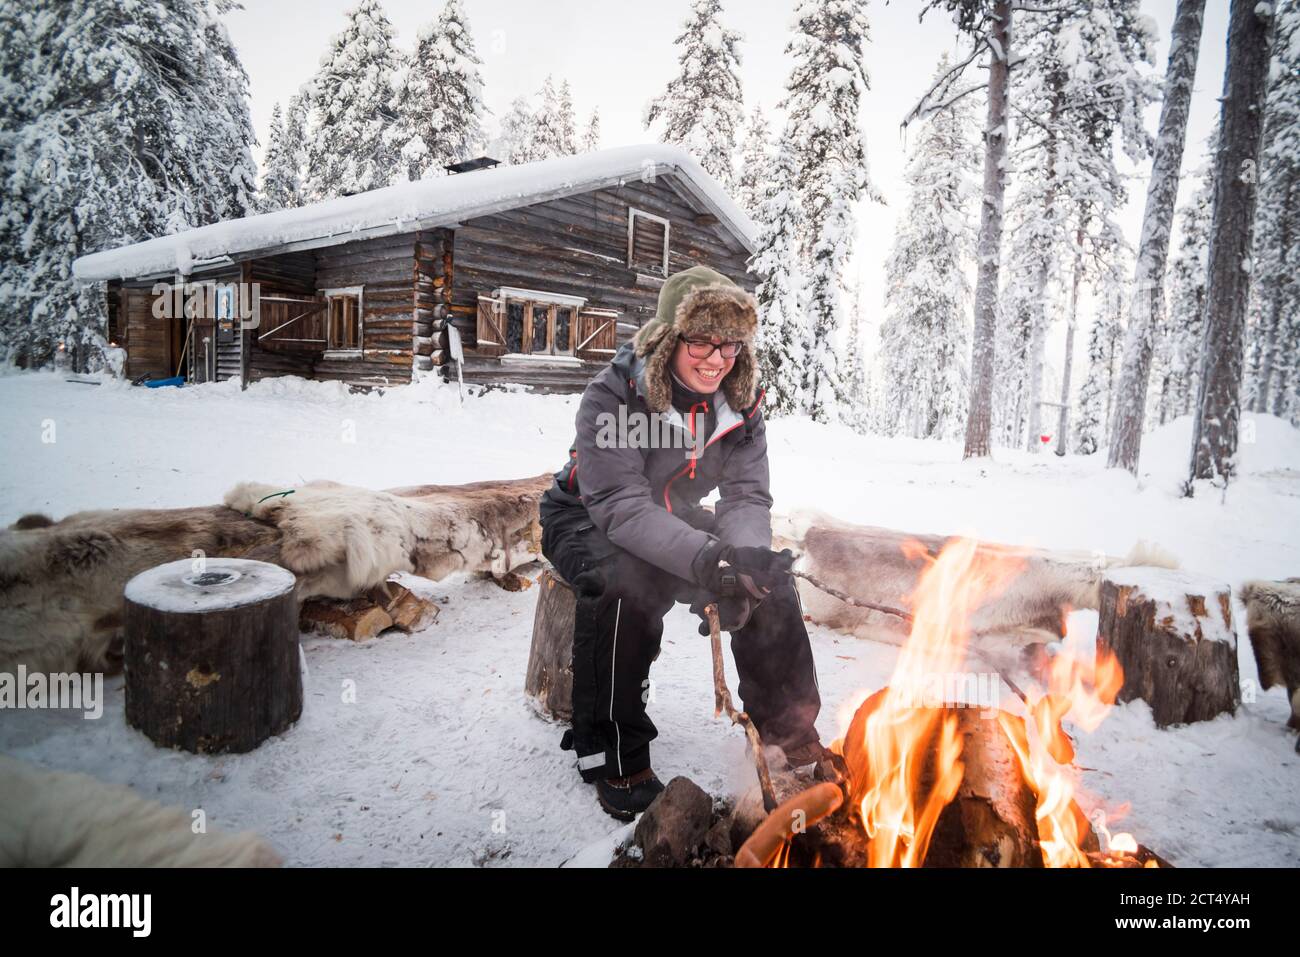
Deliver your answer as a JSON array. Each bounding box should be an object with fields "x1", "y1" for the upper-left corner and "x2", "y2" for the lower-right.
[
  {"x1": 634, "y1": 319, "x2": 674, "y2": 359},
  {"x1": 640, "y1": 331, "x2": 676, "y2": 413},
  {"x1": 722, "y1": 345, "x2": 757, "y2": 411}
]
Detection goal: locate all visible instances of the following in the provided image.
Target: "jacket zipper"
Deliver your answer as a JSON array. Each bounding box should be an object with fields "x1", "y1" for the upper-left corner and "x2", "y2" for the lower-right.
[{"x1": 662, "y1": 419, "x2": 745, "y2": 513}]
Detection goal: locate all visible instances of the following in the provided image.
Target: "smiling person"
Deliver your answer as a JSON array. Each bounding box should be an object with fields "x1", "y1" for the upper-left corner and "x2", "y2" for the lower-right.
[{"x1": 539, "y1": 265, "x2": 831, "y2": 821}]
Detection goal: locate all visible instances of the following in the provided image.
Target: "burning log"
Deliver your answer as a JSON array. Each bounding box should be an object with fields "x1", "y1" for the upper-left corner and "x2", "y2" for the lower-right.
[
  {"x1": 830, "y1": 690, "x2": 1047, "y2": 868},
  {"x1": 123, "y1": 558, "x2": 301, "y2": 754},
  {"x1": 1098, "y1": 568, "x2": 1239, "y2": 727}
]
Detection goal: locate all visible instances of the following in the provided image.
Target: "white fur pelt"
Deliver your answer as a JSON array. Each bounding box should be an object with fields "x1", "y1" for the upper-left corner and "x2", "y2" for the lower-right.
[
  {"x1": 223, "y1": 477, "x2": 545, "y2": 598},
  {"x1": 0, "y1": 755, "x2": 282, "y2": 867},
  {"x1": 1239, "y1": 578, "x2": 1300, "y2": 741},
  {"x1": 774, "y1": 510, "x2": 1180, "y2": 660}
]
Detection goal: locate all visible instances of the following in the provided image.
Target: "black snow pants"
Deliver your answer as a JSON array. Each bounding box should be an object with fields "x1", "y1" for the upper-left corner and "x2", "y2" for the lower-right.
[{"x1": 541, "y1": 506, "x2": 822, "y2": 783}]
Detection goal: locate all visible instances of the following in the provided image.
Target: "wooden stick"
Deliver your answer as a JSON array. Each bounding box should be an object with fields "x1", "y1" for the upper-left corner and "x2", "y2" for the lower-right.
[
  {"x1": 792, "y1": 568, "x2": 915, "y2": 622},
  {"x1": 706, "y1": 604, "x2": 778, "y2": 812}
]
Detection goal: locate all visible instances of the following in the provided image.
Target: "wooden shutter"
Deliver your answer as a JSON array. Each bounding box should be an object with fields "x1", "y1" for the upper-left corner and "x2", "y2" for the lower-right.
[
  {"x1": 576, "y1": 311, "x2": 619, "y2": 362},
  {"x1": 627, "y1": 210, "x2": 669, "y2": 276},
  {"x1": 475, "y1": 295, "x2": 507, "y2": 357},
  {"x1": 258, "y1": 295, "x2": 325, "y2": 351}
]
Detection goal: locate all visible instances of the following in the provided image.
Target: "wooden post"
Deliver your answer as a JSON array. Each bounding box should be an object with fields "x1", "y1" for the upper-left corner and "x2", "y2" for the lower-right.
[
  {"x1": 1098, "y1": 567, "x2": 1239, "y2": 727},
  {"x1": 123, "y1": 558, "x2": 301, "y2": 754},
  {"x1": 525, "y1": 568, "x2": 576, "y2": 721}
]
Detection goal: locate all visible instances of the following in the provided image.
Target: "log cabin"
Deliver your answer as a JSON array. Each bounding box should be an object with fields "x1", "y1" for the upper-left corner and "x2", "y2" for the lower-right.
[{"x1": 72, "y1": 145, "x2": 758, "y2": 393}]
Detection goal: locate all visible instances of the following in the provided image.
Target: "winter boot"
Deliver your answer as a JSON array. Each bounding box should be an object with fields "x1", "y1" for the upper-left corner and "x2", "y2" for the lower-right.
[{"x1": 595, "y1": 768, "x2": 665, "y2": 821}]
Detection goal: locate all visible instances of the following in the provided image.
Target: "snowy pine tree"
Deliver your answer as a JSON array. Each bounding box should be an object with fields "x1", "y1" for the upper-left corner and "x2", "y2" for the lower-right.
[
  {"x1": 735, "y1": 104, "x2": 773, "y2": 219},
  {"x1": 749, "y1": 144, "x2": 806, "y2": 415},
  {"x1": 303, "y1": 0, "x2": 405, "y2": 199},
  {"x1": 781, "y1": 0, "x2": 878, "y2": 423},
  {"x1": 0, "y1": 0, "x2": 258, "y2": 371},
  {"x1": 582, "y1": 109, "x2": 601, "y2": 152},
  {"x1": 644, "y1": 0, "x2": 745, "y2": 189},
  {"x1": 261, "y1": 102, "x2": 303, "y2": 211},
  {"x1": 530, "y1": 76, "x2": 577, "y2": 160},
  {"x1": 497, "y1": 96, "x2": 540, "y2": 164},
  {"x1": 1075, "y1": 268, "x2": 1129, "y2": 455},
  {"x1": 394, "y1": 0, "x2": 487, "y2": 180},
  {"x1": 877, "y1": 60, "x2": 976, "y2": 441},
  {"x1": 841, "y1": 278, "x2": 873, "y2": 433},
  {"x1": 557, "y1": 80, "x2": 578, "y2": 155}
]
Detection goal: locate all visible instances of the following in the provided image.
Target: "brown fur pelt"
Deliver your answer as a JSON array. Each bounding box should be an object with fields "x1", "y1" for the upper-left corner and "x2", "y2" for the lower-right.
[
  {"x1": 0, "y1": 755, "x2": 282, "y2": 867},
  {"x1": 0, "y1": 474, "x2": 550, "y2": 677},
  {"x1": 1239, "y1": 578, "x2": 1300, "y2": 739},
  {"x1": 774, "y1": 511, "x2": 1180, "y2": 671},
  {"x1": 0, "y1": 505, "x2": 281, "y2": 676}
]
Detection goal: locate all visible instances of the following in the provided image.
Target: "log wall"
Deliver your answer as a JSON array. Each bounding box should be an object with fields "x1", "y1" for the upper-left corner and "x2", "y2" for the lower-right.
[{"x1": 446, "y1": 172, "x2": 754, "y2": 392}]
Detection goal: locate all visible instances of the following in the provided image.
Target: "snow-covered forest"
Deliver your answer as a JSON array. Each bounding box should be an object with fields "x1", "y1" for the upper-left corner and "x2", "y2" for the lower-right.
[
  {"x1": 1, "y1": 0, "x2": 1298, "y2": 873},
  {"x1": 2, "y1": 0, "x2": 1295, "y2": 486}
]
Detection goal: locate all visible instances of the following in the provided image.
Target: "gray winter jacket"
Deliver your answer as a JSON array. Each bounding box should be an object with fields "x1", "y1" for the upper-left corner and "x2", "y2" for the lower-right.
[{"x1": 539, "y1": 342, "x2": 773, "y2": 583}]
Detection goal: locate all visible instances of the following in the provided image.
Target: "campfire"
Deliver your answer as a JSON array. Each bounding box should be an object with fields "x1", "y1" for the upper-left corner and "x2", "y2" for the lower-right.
[{"x1": 738, "y1": 537, "x2": 1166, "y2": 869}]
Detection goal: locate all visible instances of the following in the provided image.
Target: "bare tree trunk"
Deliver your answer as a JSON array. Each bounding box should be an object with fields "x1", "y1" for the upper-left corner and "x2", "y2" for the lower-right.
[
  {"x1": 1026, "y1": 89, "x2": 1063, "y2": 455},
  {"x1": 1055, "y1": 233, "x2": 1085, "y2": 456},
  {"x1": 1189, "y1": 0, "x2": 1275, "y2": 487},
  {"x1": 963, "y1": 0, "x2": 1011, "y2": 460},
  {"x1": 1255, "y1": 293, "x2": 1283, "y2": 412},
  {"x1": 1108, "y1": 0, "x2": 1207, "y2": 474}
]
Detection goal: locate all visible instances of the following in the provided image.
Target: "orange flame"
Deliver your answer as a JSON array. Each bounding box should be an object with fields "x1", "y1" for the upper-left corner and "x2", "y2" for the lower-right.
[
  {"x1": 837, "y1": 537, "x2": 1145, "y2": 868},
  {"x1": 999, "y1": 615, "x2": 1128, "y2": 866},
  {"x1": 845, "y1": 537, "x2": 1021, "y2": 867}
]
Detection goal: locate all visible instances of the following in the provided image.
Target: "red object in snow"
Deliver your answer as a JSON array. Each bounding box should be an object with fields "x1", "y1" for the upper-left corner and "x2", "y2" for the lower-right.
[{"x1": 1040, "y1": 434, "x2": 1052, "y2": 444}]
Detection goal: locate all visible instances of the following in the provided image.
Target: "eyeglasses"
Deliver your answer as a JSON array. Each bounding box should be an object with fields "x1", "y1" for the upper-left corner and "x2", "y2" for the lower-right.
[{"x1": 679, "y1": 336, "x2": 745, "y2": 359}]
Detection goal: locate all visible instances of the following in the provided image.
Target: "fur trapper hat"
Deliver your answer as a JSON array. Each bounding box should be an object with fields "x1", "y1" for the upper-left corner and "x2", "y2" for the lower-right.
[{"x1": 632, "y1": 265, "x2": 759, "y2": 413}]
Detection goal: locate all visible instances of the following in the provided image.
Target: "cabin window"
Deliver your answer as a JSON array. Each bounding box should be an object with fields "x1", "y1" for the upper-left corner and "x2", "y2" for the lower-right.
[
  {"x1": 503, "y1": 301, "x2": 522, "y2": 352},
  {"x1": 478, "y1": 288, "x2": 584, "y2": 359},
  {"x1": 627, "y1": 208, "x2": 670, "y2": 276},
  {"x1": 321, "y1": 287, "x2": 363, "y2": 356}
]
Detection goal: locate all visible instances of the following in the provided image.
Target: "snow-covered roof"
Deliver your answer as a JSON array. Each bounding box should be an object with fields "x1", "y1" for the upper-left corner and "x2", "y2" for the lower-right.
[{"x1": 73, "y1": 144, "x2": 756, "y2": 282}]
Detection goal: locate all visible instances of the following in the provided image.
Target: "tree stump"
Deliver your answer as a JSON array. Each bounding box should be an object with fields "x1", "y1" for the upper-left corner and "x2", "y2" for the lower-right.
[
  {"x1": 1098, "y1": 567, "x2": 1239, "y2": 728},
  {"x1": 525, "y1": 567, "x2": 575, "y2": 721},
  {"x1": 123, "y1": 558, "x2": 301, "y2": 754}
]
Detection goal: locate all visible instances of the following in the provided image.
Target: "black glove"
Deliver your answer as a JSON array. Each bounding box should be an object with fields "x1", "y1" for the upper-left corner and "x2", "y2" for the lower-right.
[
  {"x1": 690, "y1": 591, "x2": 755, "y2": 635},
  {"x1": 728, "y1": 545, "x2": 796, "y2": 598},
  {"x1": 690, "y1": 542, "x2": 795, "y2": 634}
]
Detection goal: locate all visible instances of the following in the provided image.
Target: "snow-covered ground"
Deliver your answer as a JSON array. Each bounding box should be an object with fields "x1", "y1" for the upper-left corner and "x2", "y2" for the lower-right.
[{"x1": 1, "y1": 369, "x2": 1297, "y2": 867}]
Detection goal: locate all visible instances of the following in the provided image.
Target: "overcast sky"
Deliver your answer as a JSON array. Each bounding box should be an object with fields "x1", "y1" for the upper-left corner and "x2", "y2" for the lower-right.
[{"x1": 226, "y1": 0, "x2": 1232, "y2": 391}]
